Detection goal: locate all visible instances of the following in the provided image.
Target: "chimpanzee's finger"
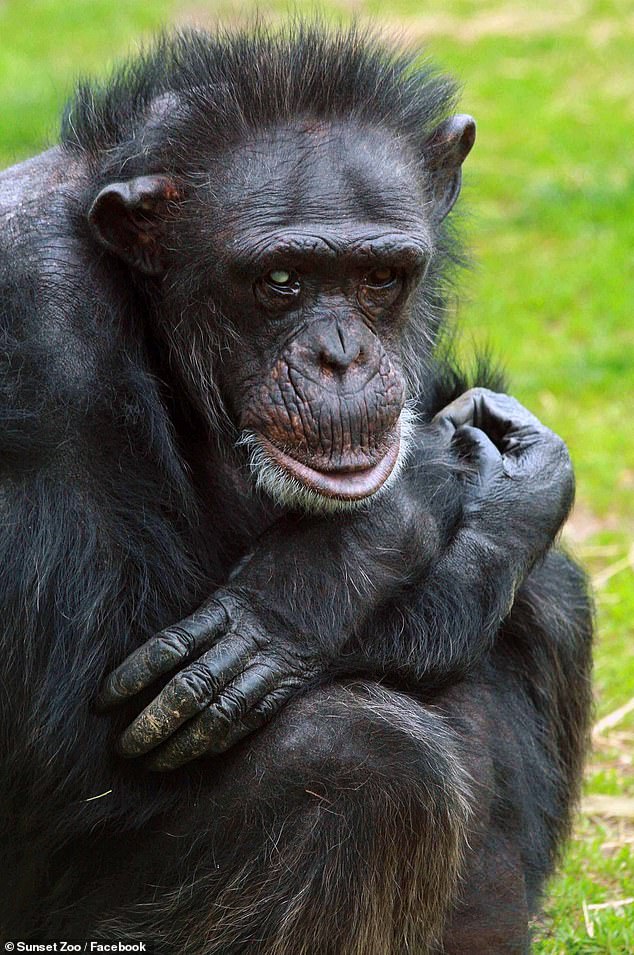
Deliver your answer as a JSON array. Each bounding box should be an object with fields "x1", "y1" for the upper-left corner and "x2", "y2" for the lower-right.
[
  {"x1": 432, "y1": 387, "x2": 502, "y2": 431},
  {"x1": 98, "y1": 598, "x2": 231, "y2": 709},
  {"x1": 451, "y1": 425, "x2": 504, "y2": 489},
  {"x1": 145, "y1": 665, "x2": 296, "y2": 770},
  {"x1": 465, "y1": 392, "x2": 568, "y2": 472},
  {"x1": 434, "y1": 388, "x2": 545, "y2": 454},
  {"x1": 117, "y1": 631, "x2": 257, "y2": 756}
]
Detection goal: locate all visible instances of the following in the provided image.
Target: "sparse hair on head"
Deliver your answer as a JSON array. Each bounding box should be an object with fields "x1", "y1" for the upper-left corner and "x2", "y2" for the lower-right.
[{"x1": 61, "y1": 22, "x2": 459, "y2": 176}]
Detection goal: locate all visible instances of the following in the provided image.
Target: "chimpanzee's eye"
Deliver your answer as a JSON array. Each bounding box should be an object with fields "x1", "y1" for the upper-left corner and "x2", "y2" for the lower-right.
[
  {"x1": 264, "y1": 269, "x2": 301, "y2": 293},
  {"x1": 269, "y1": 269, "x2": 292, "y2": 285},
  {"x1": 254, "y1": 268, "x2": 302, "y2": 310},
  {"x1": 364, "y1": 267, "x2": 397, "y2": 288},
  {"x1": 358, "y1": 268, "x2": 403, "y2": 315}
]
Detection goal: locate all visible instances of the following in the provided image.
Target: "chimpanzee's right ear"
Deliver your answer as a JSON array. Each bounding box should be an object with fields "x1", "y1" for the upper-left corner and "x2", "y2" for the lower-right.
[
  {"x1": 422, "y1": 115, "x2": 476, "y2": 223},
  {"x1": 88, "y1": 175, "x2": 180, "y2": 276}
]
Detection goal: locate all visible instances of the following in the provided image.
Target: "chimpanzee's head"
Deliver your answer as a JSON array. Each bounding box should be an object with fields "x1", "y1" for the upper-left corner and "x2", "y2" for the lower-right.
[{"x1": 82, "y1": 28, "x2": 474, "y2": 511}]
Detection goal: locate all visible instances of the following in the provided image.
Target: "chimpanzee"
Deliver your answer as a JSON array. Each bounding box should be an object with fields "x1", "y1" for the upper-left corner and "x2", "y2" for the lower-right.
[{"x1": 0, "y1": 25, "x2": 592, "y2": 954}]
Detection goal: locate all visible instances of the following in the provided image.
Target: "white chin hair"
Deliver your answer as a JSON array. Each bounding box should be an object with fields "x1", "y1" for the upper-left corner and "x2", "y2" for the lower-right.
[{"x1": 236, "y1": 404, "x2": 418, "y2": 514}]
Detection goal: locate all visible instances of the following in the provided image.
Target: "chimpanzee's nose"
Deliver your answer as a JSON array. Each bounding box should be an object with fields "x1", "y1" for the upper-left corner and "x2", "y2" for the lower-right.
[{"x1": 318, "y1": 322, "x2": 365, "y2": 374}]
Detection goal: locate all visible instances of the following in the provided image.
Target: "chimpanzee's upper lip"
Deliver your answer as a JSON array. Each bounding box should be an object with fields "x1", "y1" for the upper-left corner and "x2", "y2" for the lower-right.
[{"x1": 256, "y1": 420, "x2": 401, "y2": 501}]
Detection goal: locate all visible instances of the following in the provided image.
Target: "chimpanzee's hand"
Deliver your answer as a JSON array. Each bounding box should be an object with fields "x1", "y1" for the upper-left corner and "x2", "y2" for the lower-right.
[
  {"x1": 434, "y1": 387, "x2": 574, "y2": 558},
  {"x1": 99, "y1": 592, "x2": 319, "y2": 770}
]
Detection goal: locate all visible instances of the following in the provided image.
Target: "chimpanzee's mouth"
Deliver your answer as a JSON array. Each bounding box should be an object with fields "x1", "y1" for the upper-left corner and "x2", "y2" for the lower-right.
[{"x1": 257, "y1": 420, "x2": 402, "y2": 501}]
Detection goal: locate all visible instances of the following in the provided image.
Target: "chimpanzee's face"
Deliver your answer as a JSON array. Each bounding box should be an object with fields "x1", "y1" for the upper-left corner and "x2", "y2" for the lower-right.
[
  {"x1": 202, "y1": 122, "x2": 432, "y2": 508},
  {"x1": 88, "y1": 113, "x2": 474, "y2": 511}
]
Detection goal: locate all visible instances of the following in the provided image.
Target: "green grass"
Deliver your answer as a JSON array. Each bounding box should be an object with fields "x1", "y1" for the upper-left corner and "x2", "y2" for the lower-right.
[
  {"x1": 0, "y1": 1, "x2": 176, "y2": 160},
  {"x1": 1, "y1": 0, "x2": 632, "y2": 950}
]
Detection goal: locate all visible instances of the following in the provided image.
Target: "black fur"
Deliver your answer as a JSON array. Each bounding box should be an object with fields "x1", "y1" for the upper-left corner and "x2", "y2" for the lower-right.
[
  {"x1": 62, "y1": 27, "x2": 458, "y2": 159},
  {"x1": 0, "y1": 25, "x2": 592, "y2": 954}
]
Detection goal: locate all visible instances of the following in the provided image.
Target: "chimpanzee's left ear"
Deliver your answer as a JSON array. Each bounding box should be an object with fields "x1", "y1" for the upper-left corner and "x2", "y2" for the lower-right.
[
  {"x1": 422, "y1": 115, "x2": 476, "y2": 223},
  {"x1": 88, "y1": 175, "x2": 180, "y2": 276}
]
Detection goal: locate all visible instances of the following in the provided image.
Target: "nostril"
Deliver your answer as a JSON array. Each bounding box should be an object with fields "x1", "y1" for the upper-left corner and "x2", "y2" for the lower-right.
[
  {"x1": 319, "y1": 343, "x2": 362, "y2": 373},
  {"x1": 318, "y1": 323, "x2": 363, "y2": 373}
]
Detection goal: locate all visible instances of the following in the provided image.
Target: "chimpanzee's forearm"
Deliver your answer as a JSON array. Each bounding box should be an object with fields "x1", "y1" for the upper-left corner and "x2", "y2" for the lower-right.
[
  {"x1": 222, "y1": 486, "x2": 437, "y2": 657},
  {"x1": 349, "y1": 518, "x2": 529, "y2": 685}
]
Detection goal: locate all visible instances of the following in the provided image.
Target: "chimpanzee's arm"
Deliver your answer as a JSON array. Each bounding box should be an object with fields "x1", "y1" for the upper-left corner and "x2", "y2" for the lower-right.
[
  {"x1": 352, "y1": 388, "x2": 576, "y2": 684},
  {"x1": 99, "y1": 389, "x2": 574, "y2": 769}
]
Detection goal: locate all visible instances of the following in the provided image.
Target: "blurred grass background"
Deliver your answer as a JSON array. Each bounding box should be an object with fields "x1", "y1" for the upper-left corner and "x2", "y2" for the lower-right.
[{"x1": 1, "y1": 0, "x2": 632, "y2": 950}]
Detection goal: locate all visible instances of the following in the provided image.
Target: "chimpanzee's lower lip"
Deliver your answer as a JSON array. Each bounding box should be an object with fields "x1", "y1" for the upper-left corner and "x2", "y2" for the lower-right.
[{"x1": 257, "y1": 421, "x2": 401, "y2": 500}]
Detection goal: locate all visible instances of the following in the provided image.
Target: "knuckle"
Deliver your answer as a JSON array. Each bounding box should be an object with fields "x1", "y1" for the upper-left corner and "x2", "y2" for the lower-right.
[
  {"x1": 277, "y1": 646, "x2": 317, "y2": 682},
  {"x1": 209, "y1": 594, "x2": 233, "y2": 624},
  {"x1": 543, "y1": 431, "x2": 572, "y2": 470},
  {"x1": 251, "y1": 684, "x2": 295, "y2": 722},
  {"x1": 276, "y1": 645, "x2": 305, "y2": 672},
  {"x1": 249, "y1": 629, "x2": 270, "y2": 654},
  {"x1": 464, "y1": 386, "x2": 490, "y2": 399},
  {"x1": 177, "y1": 663, "x2": 218, "y2": 707},
  {"x1": 155, "y1": 626, "x2": 194, "y2": 661},
  {"x1": 467, "y1": 386, "x2": 503, "y2": 409},
  {"x1": 477, "y1": 389, "x2": 529, "y2": 420},
  {"x1": 250, "y1": 694, "x2": 279, "y2": 723},
  {"x1": 552, "y1": 432, "x2": 570, "y2": 458},
  {"x1": 213, "y1": 685, "x2": 249, "y2": 724},
  {"x1": 213, "y1": 590, "x2": 242, "y2": 621}
]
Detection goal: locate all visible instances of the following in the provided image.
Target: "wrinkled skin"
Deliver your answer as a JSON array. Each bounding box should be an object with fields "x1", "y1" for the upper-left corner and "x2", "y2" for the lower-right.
[{"x1": 89, "y1": 122, "x2": 441, "y2": 494}]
